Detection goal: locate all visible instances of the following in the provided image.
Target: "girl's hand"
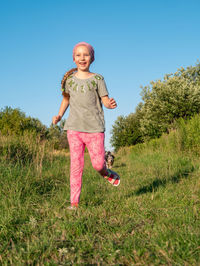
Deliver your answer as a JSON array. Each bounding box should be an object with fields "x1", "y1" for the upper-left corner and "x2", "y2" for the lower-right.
[
  {"x1": 101, "y1": 96, "x2": 117, "y2": 109},
  {"x1": 108, "y1": 98, "x2": 117, "y2": 109},
  {"x1": 52, "y1": 115, "x2": 62, "y2": 125}
]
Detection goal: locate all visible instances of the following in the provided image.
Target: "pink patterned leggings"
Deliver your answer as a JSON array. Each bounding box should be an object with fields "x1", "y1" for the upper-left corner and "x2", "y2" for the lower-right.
[{"x1": 67, "y1": 130, "x2": 107, "y2": 204}]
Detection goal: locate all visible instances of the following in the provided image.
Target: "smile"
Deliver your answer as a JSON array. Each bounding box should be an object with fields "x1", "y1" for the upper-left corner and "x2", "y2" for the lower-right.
[{"x1": 79, "y1": 62, "x2": 87, "y2": 66}]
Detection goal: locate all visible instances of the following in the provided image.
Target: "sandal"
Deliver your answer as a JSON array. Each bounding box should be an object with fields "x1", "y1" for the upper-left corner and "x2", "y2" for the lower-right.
[
  {"x1": 104, "y1": 169, "x2": 120, "y2": 187},
  {"x1": 67, "y1": 203, "x2": 78, "y2": 211}
]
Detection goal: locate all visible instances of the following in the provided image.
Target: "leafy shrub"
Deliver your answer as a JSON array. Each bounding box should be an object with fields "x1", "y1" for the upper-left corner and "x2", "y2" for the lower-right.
[
  {"x1": 138, "y1": 63, "x2": 200, "y2": 140},
  {"x1": 111, "y1": 63, "x2": 200, "y2": 151},
  {"x1": 0, "y1": 107, "x2": 69, "y2": 151},
  {"x1": 126, "y1": 113, "x2": 200, "y2": 159},
  {"x1": 0, "y1": 106, "x2": 48, "y2": 137},
  {"x1": 110, "y1": 113, "x2": 143, "y2": 151}
]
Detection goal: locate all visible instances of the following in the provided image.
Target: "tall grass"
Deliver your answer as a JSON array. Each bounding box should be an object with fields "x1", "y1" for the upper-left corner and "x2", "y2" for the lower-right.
[
  {"x1": 0, "y1": 133, "x2": 55, "y2": 173},
  {"x1": 0, "y1": 115, "x2": 200, "y2": 264},
  {"x1": 177, "y1": 114, "x2": 200, "y2": 155}
]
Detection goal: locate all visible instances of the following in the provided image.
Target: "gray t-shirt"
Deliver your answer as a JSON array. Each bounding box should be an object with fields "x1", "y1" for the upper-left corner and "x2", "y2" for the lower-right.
[{"x1": 63, "y1": 74, "x2": 109, "y2": 132}]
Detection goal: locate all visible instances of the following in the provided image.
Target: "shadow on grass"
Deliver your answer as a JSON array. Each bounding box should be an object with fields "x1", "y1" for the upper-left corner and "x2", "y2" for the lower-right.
[{"x1": 135, "y1": 168, "x2": 194, "y2": 195}]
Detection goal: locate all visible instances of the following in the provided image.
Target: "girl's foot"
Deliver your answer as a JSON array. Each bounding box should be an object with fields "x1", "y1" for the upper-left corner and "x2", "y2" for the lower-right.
[
  {"x1": 67, "y1": 203, "x2": 78, "y2": 210},
  {"x1": 67, "y1": 206, "x2": 78, "y2": 211},
  {"x1": 104, "y1": 169, "x2": 120, "y2": 186}
]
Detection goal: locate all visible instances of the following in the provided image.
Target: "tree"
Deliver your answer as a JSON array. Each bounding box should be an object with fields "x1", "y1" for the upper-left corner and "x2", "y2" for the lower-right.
[
  {"x1": 110, "y1": 113, "x2": 142, "y2": 151},
  {"x1": 0, "y1": 106, "x2": 48, "y2": 137},
  {"x1": 110, "y1": 62, "x2": 200, "y2": 150},
  {"x1": 138, "y1": 63, "x2": 200, "y2": 140}
]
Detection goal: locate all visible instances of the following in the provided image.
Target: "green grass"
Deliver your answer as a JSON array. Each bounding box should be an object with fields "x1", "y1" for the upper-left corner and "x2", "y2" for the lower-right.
[{"x1": 0, "y1": 139, "x2": 200, "y2": 264}]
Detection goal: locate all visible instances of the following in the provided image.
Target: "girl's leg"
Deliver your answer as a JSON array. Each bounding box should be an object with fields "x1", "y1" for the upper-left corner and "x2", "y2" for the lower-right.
[
  {"x1": 84, "y1": 132, "x2": 120, "y2": 186},
  {"x1": 67, "y1": 130, "x2": 85, "y2": 205},
  {"x1": 84, "y1": 132, "x2": 107, "y2": 175}
]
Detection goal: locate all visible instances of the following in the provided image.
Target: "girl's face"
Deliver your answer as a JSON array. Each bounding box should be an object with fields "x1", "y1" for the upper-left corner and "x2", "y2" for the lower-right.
[{"x1": 74, "y1": 45, "x2": 91, "y2": 72}]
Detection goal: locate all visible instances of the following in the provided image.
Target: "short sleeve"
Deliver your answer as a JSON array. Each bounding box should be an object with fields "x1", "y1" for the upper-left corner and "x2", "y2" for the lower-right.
[
  {"x1": 64, "y1": 81, "x2": 70, "y2": 94},
  {"x1": 95, "y1": 75, "x2": 109, "y2": 97},
  {"x1": 61, "y1": 77, "x2": 71, "y2": 94}
]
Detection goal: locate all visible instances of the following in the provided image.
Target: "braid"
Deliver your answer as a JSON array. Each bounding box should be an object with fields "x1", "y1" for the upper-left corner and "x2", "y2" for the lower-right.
[{"x1": 61, "y1": 68, "x2": 77, "y2": 91}]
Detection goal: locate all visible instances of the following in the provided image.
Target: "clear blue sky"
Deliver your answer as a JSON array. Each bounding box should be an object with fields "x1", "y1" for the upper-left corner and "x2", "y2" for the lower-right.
[{"x1": 1, "y1": 0, "x2": 200, "y2": 149}]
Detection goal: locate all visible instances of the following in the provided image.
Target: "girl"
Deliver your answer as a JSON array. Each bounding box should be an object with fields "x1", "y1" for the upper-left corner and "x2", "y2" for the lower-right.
[{"x1": 52, "y1": 42, "x2": 120, "y2": 210}]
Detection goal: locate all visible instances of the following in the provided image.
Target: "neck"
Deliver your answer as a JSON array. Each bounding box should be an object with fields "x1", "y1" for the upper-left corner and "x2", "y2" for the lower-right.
[{"x1": 75, "y1": 69, "x2": 92, "y2": 79}]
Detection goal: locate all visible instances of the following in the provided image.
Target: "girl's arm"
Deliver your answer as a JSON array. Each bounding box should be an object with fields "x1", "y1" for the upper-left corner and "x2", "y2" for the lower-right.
[
  {"x1": 52, "y1": 93, "x2": 70, "y2": 124},
  {"x1": 101, "y1": 96, "x2": 117, "y2": 109}
]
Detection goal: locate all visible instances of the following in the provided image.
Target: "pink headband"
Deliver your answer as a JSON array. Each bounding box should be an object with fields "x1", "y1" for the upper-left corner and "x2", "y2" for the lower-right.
[{"x1": 73, "y1": 42, "x2": 95, "y2": 63}]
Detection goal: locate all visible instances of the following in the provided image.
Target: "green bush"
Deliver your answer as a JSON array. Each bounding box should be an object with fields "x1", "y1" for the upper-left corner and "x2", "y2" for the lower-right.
[
  {"x1": 0, "y1": 107, "x2": 69, "y2": 151},
  {"x1": 138, "y1": 63, "x2": 200, "y2": 140},
  {"x1": 111, "y1": 63, "x2": 200, "y2": 151},
  {"x1": 110, "y1": 113, "x2": 143, "y2": 151},
  {"x1": 0, "y1": 106, "x2": 48, "y2": 137}
]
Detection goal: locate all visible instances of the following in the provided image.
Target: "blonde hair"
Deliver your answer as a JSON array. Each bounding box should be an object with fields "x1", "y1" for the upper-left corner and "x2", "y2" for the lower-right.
[{"x1": 61, "y1": 68, "x2": 77, "y2": 91}]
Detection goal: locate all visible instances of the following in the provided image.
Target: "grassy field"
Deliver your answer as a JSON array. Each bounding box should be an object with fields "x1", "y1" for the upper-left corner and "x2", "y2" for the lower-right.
[{"x1": 0, "y1": 130, "x2": 200, "y2": 265}]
